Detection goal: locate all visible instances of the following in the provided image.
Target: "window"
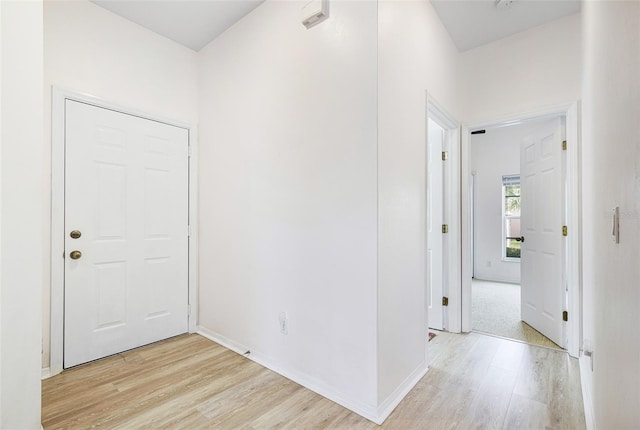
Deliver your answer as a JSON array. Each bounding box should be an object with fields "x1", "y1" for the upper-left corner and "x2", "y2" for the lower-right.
[{"x1": 503, "y1": 175, "x2": 521, "y2": 260}]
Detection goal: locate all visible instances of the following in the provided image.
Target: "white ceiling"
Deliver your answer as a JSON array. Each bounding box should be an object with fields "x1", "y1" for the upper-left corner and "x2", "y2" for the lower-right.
[
  {"x1": 430, "y1": 0, "x2": 581, "y2": 52},
  {"x1": 90, "y1": 0, "x2": 265, "y2": 51},
  {"x1": 90, "y1": 0, "x2": 581, "y2": 53}
]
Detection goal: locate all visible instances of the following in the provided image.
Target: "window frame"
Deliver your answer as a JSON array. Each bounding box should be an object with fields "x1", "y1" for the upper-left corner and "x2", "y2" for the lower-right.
[{"x1": 502, "y1": 175, "x2": 521, "y2": 262}]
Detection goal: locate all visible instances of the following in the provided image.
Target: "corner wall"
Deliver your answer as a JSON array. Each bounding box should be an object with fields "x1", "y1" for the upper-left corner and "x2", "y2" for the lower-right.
[
  {"x1": 581, "y1": 2, "x2": 640, "y2": 428},
  {"x1": 377, "y1": 0, "x2": 458, "y2": 406},
  {"x1": 1, "y1": 1, "x2": 44, "y2": 428},
  {"x1": 197, "y1": 0, "x2": 380, "y2": 416},
  {"x1": 198, "y1": 0, "x2": 462, "y2": 420}
]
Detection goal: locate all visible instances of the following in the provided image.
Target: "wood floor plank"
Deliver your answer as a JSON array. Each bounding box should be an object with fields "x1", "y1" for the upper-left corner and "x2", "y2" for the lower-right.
[
  {"x1": 546, "y1": 350, "x2": 587, "y2": 430},
  {"x1": 381, "y1": 379, "x2": 441, "y2": 427},
  {"x1": 42, "y1": 332, "x2": 585, "y2": 430},
  {"x1": 47, "y1": 347, "x2": 235, "y2": 429},
  {"x1": 446, "y1": 334, "x2": 502, "y2": 391},
  {"x1": 503, "y1": 393, "x2": 550, "y2": 430},
  {"x1": 513, "y1": 346, "x2": 553, "y2": 403},
  {"x1": 490, "y1": 337, "x2": 528, "y2": 372},
  {"x1": 459, "y1": 365, "x2": 518, "y2": 429},
  {"x1": 278, "y1": 397, "x2": 354, "y2": 430},
  {"x1": 92, "y1": 352, "x2": 268, "y2": 429}
]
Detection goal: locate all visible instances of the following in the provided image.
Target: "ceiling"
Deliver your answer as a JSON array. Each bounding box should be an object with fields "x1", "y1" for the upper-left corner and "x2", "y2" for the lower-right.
[
  {"x1": 430, "y1": 0, "x2": 581, "y2": 52},
  {"x1": 90, "y1": 0, "x2": 581, "y2": 53},
  {"x1": 90, "y1": 1, "x2": 265, "y2": 51}
]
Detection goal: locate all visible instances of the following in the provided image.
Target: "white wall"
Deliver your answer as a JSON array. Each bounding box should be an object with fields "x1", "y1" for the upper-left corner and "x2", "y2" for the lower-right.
[
  {"x1": 581, "y1": 2, "x2": 640, "y2": 428},
  {"x1": 377, "y1": 0, "x2": 458, "y2": 406},
  {"x1": 0, "y1": 1, "x2": 44, "y2": 428},
  {"x1": 198, "y1": 0, "x2": 380, "y2": 417},
  {"x1": 469, "y1": 121, "x2": 556, "y2": 284},
  {"x1": 43, "y1": 0, "x2": 198, "y2": 368},
  {"x1": 32, "y1": 1, "x2": 597, "y2": 427},
  {"x1": 459, "y1": 13, "x2": 581, "y2": 124},
  {"x1": 199, "y1": 0, "x2": 461, "y2": 419}
]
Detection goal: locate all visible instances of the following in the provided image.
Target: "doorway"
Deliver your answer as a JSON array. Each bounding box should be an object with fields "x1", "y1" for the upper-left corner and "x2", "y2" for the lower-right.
[
  {"x1": 461, "y1": 102, "x2": 582, "y2": 358},
  {"x1": 426, "y1": 94, "x2": 460, "y2": 332},
  {"x1": 469, "y1": 117, "x2": 564, "y2": 348},
  {"x1": 49, "y1": 88, "x2": 199, "y2": 375}
]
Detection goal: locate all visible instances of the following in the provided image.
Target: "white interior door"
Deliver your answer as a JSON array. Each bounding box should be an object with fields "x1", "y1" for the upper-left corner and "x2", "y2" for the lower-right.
[
  {"x1": 64, "y1": 100, "x2": 189, "y2": 368},
  {"x1": 520, "y1": 118, "x2": 564, "y2": 347},
  {"x1": 427, "y1": 118, "x2": 444, "y2": 330}
]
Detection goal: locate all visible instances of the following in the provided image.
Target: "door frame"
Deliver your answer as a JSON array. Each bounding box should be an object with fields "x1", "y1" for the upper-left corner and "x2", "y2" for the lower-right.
[
  {"x1": 460, "y1": 101, "x2": 581, "y2": 358},
  {"x1": 49, "y1": 87, "x2": 199, "y2": 375},
  {"x1": 426, "y1": 93, "x2": 461, "y2": 332}
]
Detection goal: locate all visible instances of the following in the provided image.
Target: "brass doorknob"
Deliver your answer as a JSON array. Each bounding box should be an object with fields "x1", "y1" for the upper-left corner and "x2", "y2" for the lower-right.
[{"x1": 69, "y1": 250, "x2": 82, "y2": 260}]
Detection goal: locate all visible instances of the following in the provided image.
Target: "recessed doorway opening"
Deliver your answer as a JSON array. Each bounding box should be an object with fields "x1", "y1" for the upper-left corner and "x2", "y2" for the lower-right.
[{"x1": 468, "y1": 115, "x2": 570, "y2": 350}]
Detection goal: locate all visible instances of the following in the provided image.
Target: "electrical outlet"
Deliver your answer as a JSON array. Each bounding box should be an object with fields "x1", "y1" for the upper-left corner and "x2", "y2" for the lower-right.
[{"x1": 279, "y1": 312, "x2": 288, "y2": 335}]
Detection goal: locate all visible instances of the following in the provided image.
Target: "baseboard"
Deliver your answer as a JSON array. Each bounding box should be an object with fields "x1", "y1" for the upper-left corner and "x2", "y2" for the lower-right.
[
  {"x1": 196, "y1": 326, "x2": 251, "y2": 357},
  {"x1": 376, "y1": 361, "x2": 429, "y2": 422},
  {"x1": 196, "y1": 326, "x2": 382, "y2": 424},
  {"x1": 41, "y1": 367, "x2": 51, "y2": 380},
  {"x1": 579, "y1": 355, "x2": 596, "y2": 430}
]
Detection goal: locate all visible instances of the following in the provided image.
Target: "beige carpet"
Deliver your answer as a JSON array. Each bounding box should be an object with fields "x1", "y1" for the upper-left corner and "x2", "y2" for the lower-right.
[{"x1": 472, "y1": 279, "x2": 561, "y2": 350}]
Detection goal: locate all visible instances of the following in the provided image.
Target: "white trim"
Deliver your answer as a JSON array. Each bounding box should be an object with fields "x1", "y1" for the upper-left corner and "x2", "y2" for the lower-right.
[
  {"x1": 565, "y1": 102, "x2": 582, "y2": 359},
  {"x1": 460, "y1": 101, "x2": 582, "y2": 358},
  {"x1": 426, "y1": 93, "x2": 461, "y2": 333},
  {"x1": 41, "y1": 367, "x2": 51, "y2": 380},
  {"x1": 187, "y1": 128, "x2": 199, "y2": 335},
  {"x1": 197, "y1": 326, "x2": 396, "y2": 425},
  {"x1": 375, "y1": 361, "x2": 429, "y2": 424},
  {"x1": 49, "y1": 87, "x2": 198, "y2": 375},
  {"x1": 461, "y1": 129, "x2": 472, "y2": 333},
  {"x1": 580, "y1": 355, "x2": 596, "y2": 430}
]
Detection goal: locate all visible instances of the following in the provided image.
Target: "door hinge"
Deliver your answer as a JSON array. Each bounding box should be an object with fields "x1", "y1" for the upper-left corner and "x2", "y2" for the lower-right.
[
  {"x1": 441, "y1": 151, "x2": 448, "y2": 161},
  {"x1": 562, "y1": 225, "x2": 568, "y2": 236},
  {"x1": 442, "y1": 297, "x2": 449, "y2": 306},
  {"x1": 563, "y1": 310, "x2": 568, "y2": 322},
  {"x1": 442, "y1": 224, "x2": 449, "y2": 234},
  {"x1": 562, "y1": 140, "x2": 567, "y2": 151}
]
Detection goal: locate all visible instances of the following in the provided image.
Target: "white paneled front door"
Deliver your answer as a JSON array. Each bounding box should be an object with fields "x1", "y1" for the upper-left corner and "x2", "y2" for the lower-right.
[
  {"x1": 64, "y1": 100, "x2": 189, "y2": 368},
  {"x1": 520, "y1": 118, "x2": 564, "y2": 347}
]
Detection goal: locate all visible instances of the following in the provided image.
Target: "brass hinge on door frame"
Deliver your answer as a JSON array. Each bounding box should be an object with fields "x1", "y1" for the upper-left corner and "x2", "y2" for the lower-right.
[
  {"x1": 563, "y1": 311, "x2": 568, "y2": 322},
  {"x1": 441, "y1": 151, "x2": 448, "y2": 161},
  {"x1": 442, "y1": 297, "x2": 449, "y2": 306},
  {"x1": 562, "y1": 226, "x2": 568, "y2": 237},
  {"x1": 442, "y1": 224, "x2": 449, "y2": 234},
  {"x1": 562, "y1": 140, "x2": 567, "y2": 151}
]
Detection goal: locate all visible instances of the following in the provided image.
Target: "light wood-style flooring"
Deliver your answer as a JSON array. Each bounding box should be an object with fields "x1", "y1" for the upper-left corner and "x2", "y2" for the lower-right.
[{"x1": 42, "y1": 331, "x2": 585, "y2": 429}]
